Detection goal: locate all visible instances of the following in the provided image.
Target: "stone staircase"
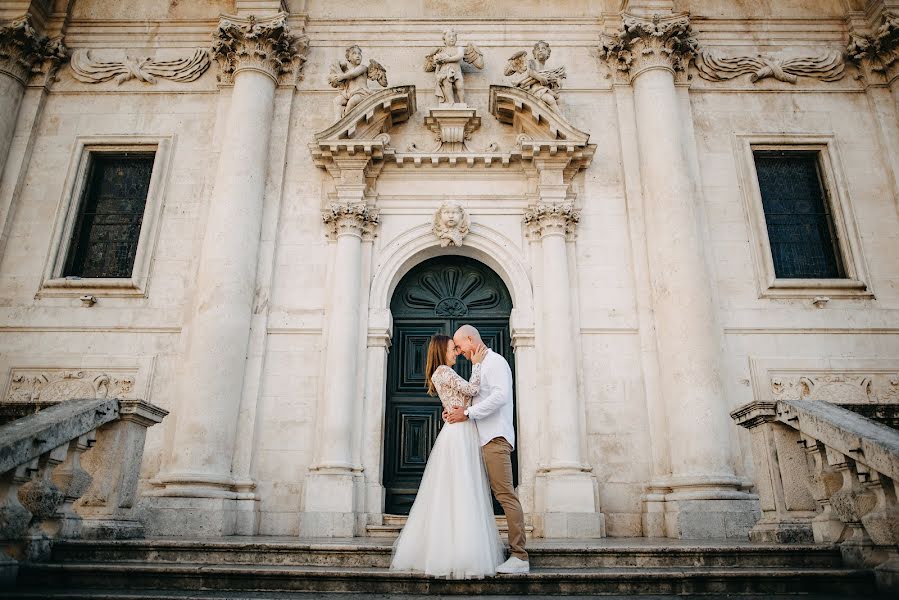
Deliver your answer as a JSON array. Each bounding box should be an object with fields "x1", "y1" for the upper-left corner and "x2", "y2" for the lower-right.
[
  {"x1": 366, "y1": 514, "x2": 534, "y2": 537},
  {"x1": 6, "y1": 536, "x2": 881, "y2": 598}
]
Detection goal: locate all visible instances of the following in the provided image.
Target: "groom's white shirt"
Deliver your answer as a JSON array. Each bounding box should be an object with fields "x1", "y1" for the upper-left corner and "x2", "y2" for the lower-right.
[{"x1": 466, "y1": 348, "x2": 515, "y2": 449}]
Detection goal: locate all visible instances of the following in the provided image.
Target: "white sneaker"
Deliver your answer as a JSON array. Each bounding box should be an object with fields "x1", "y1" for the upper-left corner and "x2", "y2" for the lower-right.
[{"x1": 496, "y1": 556, "x2": 530, "y2": 574}]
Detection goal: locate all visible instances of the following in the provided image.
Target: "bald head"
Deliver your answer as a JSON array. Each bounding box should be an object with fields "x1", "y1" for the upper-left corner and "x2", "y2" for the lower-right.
[{"x1": 453, "y1": 324, "x2": 483, "y2": 360}]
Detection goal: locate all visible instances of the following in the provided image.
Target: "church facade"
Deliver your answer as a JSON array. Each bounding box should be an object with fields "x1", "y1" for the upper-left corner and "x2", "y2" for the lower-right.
[{"x1": 1, "y1": 0, "x2": 898, "y2": 540}]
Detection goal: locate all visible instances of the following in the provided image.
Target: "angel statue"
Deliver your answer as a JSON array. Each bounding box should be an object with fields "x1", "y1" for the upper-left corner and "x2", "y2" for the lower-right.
[
  {"x1": 504, "y1": 41, "x2": 566, "y2": 112},
  {"x1": 329, "y1": 45, "x2": 388, "y2": 120},
  {"x1": 424, "y1": 28, "x2": 484, "y2": 105}
]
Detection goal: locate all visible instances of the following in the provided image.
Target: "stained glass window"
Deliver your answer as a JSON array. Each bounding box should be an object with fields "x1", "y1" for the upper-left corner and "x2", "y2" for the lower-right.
[
  {"x1": 64, "y1": 153, "x2": 155, "y2": 279},
  {"x1": 753, "y1": 151, "x2": 845, "y2": 279}
]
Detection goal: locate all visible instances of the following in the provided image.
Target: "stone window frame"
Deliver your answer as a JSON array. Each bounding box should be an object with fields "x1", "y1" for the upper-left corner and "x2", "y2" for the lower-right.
[
  {"x1": 734, "y1": 133, "x2": 873, "y2": 300},
  {"x1": 38, "y1": 135, "x2": 174, "y2": 299}
]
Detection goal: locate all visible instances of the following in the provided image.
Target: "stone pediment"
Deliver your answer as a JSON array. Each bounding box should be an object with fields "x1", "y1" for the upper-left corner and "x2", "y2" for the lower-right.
[
  {"x1": 489, "y1": 85, "x2": 593, "y2": 152},
  {"x1": 310, "y1": 85, "x2": 416, "y2": 171}
]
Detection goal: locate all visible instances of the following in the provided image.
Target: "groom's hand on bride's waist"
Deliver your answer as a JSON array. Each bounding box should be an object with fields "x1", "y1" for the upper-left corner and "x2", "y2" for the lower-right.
[{"x1": 445, "y1": 406, "x2": 468, "y2": 424}]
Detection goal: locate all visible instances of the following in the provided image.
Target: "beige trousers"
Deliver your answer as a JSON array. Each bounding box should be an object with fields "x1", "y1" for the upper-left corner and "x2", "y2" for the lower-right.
[{"x1": 482, "y1": 437, "x2": 528, "y2": 561}]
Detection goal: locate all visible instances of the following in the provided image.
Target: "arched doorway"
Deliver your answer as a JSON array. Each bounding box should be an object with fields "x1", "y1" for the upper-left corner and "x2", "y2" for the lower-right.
[{"x1": 383, "y1": 255, "x2": 516, "y2": 514}]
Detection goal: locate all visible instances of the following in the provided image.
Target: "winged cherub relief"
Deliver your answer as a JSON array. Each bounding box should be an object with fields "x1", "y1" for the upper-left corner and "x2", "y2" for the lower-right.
[
  {"x1": 424, "y1": 28, "x2": 484, "y2": 105},
  {"x1": 329, "y1": 45, "x2": 388, "y2": 120},
  {"x1": 504, "y1": 40, "x2": 566, "y2": 112}
]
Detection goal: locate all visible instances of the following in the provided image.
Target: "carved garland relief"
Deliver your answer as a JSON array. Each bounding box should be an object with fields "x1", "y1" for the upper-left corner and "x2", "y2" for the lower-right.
[
  {"x1": 769, "y1": 372, "x2": 899, "y2": 404},
  {"x1": 5, "y1": 369, "x2": 136, "y2": 403},
  {"x1": 70, "y1": 48, "x2": 211, "y2": 85}
]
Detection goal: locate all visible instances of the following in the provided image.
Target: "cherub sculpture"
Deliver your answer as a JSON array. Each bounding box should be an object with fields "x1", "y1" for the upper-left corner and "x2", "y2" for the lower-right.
[
  {"x1": 504, "y1": 41, "x2": 566, "y2": 112},
  {"x1": 424, "y1": 28, "x2": 484, "y2": 105},
  {"x1": 329, "y1": 45, "x2": 388, "y2": 120},
  {"x1": 432, "y1": 201, "x2": 470, "y2": 247}
]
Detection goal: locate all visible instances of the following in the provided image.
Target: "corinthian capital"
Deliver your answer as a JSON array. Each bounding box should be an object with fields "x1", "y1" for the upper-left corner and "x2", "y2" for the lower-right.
[
  {"x1": 524, "y1": 202, "x2": 579, "y2": 239},
  {"x1": 322, "y1": 203, "x2": 379, "y2": 239},
  {"x1": 598, "y1": 14, "x2": 697, "y2": 82},
  {"x1": 0, "y1": 14, "x2": 68, "y2": 85},
  {"x1": 847, "y1": 11, "x2": 899, "y2": 82},
  {"x1": 212, "y1": 12, "x2": 309, "y2": 85}
]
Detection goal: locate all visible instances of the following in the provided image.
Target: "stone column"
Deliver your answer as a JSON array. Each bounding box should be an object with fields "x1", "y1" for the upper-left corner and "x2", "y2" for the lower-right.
[
  {"x1": 150, "y1": 13, "x2": 306, "y2": 535},
  {"x1": 525, "y1": 191, "x2": 604, "y2": 538},
  {"x1": 301, "y1": 199, "x2": 378, "y2": 537},
  {"x1": 0, "y1": 14, "x2": 65, "y2": 182},
  {"x1": 601, "y1": 14, "x2": 756, "y2": 538}
]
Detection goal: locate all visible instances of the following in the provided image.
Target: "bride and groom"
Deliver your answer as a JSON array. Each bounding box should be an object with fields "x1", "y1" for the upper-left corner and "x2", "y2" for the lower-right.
[{"x1": 390, "y1": 324, "x2": 529, "y2": 579}]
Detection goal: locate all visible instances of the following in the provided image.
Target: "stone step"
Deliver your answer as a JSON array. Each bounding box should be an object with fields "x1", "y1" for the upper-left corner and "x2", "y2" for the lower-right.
[
  {"x1": 48, "y1": 538, "x2": 845, "y2": 570},
  {"x1": 368, "y1": 515, "x2": 535, "y2": 537},
  {"x1": 15, "y1": 562, "x2": 878, "y2": 597}
]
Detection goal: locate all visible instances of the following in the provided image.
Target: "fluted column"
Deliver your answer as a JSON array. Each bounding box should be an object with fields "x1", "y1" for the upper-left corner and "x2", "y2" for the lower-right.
[
  {"x1": 301, "y1": 200, "x2": 378, "y2": 537},
  {"x1": 151, "y1": 13, "x2": 306, "y2": 535},
  {"x1": 0, "y1": 14, "x2": 65, "y2": 180},
  {"x1": 601, "y1": 13, "x2": 757, "y2": 538},
  {"x1": 525, "y1": 188, "x2": 604, "y2": 538}
]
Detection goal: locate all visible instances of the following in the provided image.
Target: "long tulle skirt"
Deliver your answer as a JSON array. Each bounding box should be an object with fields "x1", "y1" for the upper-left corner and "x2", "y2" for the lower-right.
[{"x1": 390, "y1": 419, "x2": 505, "y2": 579}]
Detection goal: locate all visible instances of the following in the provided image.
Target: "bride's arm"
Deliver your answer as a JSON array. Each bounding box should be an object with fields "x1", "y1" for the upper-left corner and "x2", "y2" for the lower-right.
[{"x1": 433, "y1": 364, "x2": 481, "y2": 398}]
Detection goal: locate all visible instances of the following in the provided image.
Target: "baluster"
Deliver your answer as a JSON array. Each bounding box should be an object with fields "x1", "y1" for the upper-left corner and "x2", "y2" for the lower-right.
[
  {"x1": 48, "y1": 432, "x2": 95, "y2": 538},
  {"x1": 17, "y1": 444, "x2": 68, "y2": 561},
  {"x1": 860, "y1": 471, "x2": 899, "y2": 547},
  {"x1": 801, "y1": 436, "x2": 846, "y2": 542}
]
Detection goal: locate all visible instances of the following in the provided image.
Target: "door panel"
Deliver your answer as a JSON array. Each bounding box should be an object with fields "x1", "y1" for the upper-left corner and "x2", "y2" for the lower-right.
[{"x1": 384, "y1": 256, "x2": 516, "y2": 515}]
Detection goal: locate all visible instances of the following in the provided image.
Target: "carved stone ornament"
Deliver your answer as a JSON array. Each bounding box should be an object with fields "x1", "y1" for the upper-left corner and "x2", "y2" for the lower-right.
[
  {"x1": 769, "y1": 372, "x2": 899, "y2": 404},
  {"x1": 598, "y1": 14, "x2": 698, "y2": 82},
  {"x1": 212, "y1": 12, "x2": 309, "y2": 85},
  {"x1": 695, "y1": 49, "x2": 844, "y2": 84},
  {"x1": 504, "y1": 41, "x2": 566, "y2": 112},
  {"x1": 523, "y1": 202, "x2": 580, "y2": 239},
  {"x1": 432, "y1": 201, "x2": 470, "y2": 247},
  {"x1": 329, "y1": 45, "x2": 388, "y2": 120},
  {"x1": 0, "y1": 14, "x2": 68, "y2": 85},
  {"x1": 847, "y1": 11, "x2": 899, "y2": 80},
  {"x1": 322, "y1": 202, "x2": 380, "y2": 239},
  {"x1": 5, "y1": 369, "x2": 136, "y2": 403},
  {"x1": 70, "y1": 48, "x2": 211, "y2": 85},
  {"x1": 424, "y1": 28, "x2": 484, "y2": 105}
]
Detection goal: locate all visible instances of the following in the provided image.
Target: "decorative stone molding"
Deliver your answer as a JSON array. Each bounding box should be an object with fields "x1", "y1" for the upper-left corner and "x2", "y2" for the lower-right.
[
  {"x1": 847, "y1": 11, "x2": 899, "y2": 82},
  {"x1": 212, "y1": 12, "x2": 308, "y2": 85},
  {"x1": 695, "y1": 49, "x2": 845, "y2": 84},
  {"x1": 423, "y1": 106, "x2": 481, "y2": 152},
  {"x1": 0, "y1": 14, "x2": 67, "y2": 85},
  {"x1": 322, "y1": 203, "x2": 379, "y2": 239},
  {"x1": 770, "y1": 373, "x2": 899, "y2": 404},
  {"x1": 4, "y1": 369, "x2": 136, "y2": 403},
  {"x1": 431, "y1": 201, "x2": 470, "y2": 247},
  {"x1": 504, "y1": 41, "x2": 566, "y2": 113},
  {"x1": 523, "y1": 202, "x2": 580, "y2": 239},
  {"x1": 70, "y1": 48, "x2": 210, "y2": 85},
  {"x1": 598, "y1": 13, "x2": 698, "y2": 82}
]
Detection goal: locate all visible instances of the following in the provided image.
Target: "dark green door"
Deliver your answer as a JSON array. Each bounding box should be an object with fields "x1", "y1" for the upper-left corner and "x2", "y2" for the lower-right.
[{"x1": 384, "y1": 255, "x2": 516, "y2": 515}]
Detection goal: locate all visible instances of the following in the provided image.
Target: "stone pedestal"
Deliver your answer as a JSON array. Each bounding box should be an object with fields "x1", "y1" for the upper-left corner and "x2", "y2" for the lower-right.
[{"x1": 424, "y1": 105, "x2": 480, "y2": 152}]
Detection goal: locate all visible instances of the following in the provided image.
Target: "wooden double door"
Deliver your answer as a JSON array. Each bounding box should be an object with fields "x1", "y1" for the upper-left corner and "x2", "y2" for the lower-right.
[{"x1": 383, "y1": 255, "x2": 516, "y2": 515}]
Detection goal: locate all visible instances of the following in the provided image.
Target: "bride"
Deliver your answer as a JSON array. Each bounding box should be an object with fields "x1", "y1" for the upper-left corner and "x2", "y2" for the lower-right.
[{"x1": 390, "y1": 334, "x2": 505, "y2": 579}]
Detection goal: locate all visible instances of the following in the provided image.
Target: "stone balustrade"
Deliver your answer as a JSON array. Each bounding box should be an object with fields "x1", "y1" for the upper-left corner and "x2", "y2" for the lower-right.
[
  {"x1": 732, "y1": 398, "x2": 899, "y2": 591},
  {"x1": 0, "y1": 398, "x2": 166, "y2": 583}
]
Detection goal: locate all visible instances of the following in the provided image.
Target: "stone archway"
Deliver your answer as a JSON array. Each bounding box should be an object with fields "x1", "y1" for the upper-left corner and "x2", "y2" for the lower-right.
[{"x1": 382, "y1": 255, "x2": 516, "y2": 514}]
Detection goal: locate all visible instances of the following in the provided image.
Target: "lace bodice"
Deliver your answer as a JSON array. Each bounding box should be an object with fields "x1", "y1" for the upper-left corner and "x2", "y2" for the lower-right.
[{"x1": 431, "y1": 364, "x2": 482, "y2": 410}]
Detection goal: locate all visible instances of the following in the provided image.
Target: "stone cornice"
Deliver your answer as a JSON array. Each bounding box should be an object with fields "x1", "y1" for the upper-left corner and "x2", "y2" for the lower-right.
[
  {"x1": 0, "y1": 13, "x2": 68, "y2": 85},
  {"x1": 523, "y1": 202, "x2": 580, "y2": 239},
  {"x1": 212, "y1": 12, "x2": 308, "y2": 85},
  {"x1": 322, "y1": 202, "x2": 379, "y2": 239},
  {"x1": 598, "y1": 13, "x2": 697, "y2": 83}
]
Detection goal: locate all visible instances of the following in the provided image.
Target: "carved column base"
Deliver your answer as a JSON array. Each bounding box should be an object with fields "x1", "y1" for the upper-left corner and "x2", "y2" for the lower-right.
[
  {"x1": 645, "y1": 478, "x2": 761, "y2": 539},
  {"x1": 138, "y1": 496, "x2": 241, "y2": 537},
  {"x1": 300, "y1": 470, "x2": 363, "y2": 537},
  {"x1": 534, "y1": 470, "x2": 605, "y2": 538}
]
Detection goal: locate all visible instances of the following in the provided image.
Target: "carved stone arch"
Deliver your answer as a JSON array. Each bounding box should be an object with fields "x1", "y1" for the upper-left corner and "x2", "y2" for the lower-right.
[{"x1": 369, "y1": 223, "x2": 534, "y2": 329}]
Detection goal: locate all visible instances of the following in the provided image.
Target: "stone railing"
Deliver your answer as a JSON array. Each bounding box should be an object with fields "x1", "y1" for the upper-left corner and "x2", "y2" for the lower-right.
[
  {"x1": 732, "y1": 399, "x2": 899, "y2": 590},
  {"x1": 0, "y1": 398, "x2": 166, "y2": 580}
]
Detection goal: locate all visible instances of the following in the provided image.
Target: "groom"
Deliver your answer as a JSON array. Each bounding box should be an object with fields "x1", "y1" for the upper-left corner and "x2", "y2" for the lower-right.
[{"x1": 445, "y1": 324, "x2": 529, "y2": 574}]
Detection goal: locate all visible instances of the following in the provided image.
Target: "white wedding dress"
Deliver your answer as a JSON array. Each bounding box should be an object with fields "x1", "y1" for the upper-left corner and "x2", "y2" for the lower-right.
[{"x1": 390, "y1": 363, "x2": 505, "y2": 579}]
